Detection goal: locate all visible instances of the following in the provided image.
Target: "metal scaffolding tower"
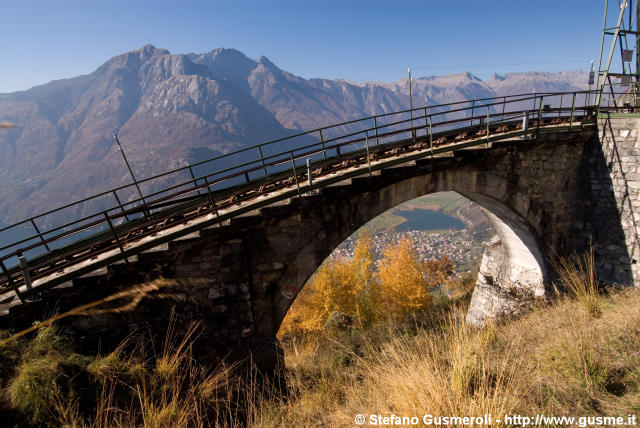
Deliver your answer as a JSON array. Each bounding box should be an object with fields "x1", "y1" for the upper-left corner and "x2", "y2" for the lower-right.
[{"x1": 596, "y1": 0, "x2": 640, "y2": 108}]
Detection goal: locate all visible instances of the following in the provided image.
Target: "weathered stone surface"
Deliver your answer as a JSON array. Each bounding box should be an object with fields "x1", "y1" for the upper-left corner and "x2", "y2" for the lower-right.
[{"x1": 572, "y1": 116, "x2": 640, "y2": 286}]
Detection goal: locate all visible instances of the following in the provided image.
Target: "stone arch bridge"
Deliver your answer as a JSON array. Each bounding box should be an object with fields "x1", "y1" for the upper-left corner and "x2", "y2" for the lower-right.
[{"x1": 1, "y1": 91, "x2": 638, "y2": 372}]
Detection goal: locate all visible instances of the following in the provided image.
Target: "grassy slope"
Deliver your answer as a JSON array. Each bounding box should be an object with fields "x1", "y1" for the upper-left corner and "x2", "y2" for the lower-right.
[
  {"x1": 254, "y1": 289, "x2": 640, "y2": 426},
  {"x1": 1, "y1": 287, "x2": 637, "y2": 426}
]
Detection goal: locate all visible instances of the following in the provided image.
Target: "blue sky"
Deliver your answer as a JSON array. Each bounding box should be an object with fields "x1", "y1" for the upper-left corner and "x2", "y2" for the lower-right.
[{"x1": 0, "y1": 1, "x2": 611, "y2": 93}]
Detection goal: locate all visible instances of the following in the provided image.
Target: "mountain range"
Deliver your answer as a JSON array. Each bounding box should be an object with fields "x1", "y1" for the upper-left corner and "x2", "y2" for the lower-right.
[{"x1": 0, "y1": 45, "x2": 587, "y2": 227}]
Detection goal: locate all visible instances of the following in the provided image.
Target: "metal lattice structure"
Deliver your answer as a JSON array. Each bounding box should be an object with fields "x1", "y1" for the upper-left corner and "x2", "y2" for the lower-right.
[{"x1": 596, "y1": 0, "x2": 640, "y2": 107}]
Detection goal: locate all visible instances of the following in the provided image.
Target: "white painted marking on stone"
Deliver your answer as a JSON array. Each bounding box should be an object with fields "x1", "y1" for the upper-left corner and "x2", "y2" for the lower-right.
[
  {"x1": 142, "y1": 243, "x2": 169, "y2": 253},
  {"x1": 281, "y1": 286, "x2": 297, "y2": 299},
  {"x1": 172, "y1": 231, "x2": 200, "y2": 241}
]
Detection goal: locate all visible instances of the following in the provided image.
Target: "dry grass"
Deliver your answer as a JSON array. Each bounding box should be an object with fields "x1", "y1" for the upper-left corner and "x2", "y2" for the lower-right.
[
  {"x1": 347, "y1": 314, "x2": 525, "y2": 419},
  {"x1": 254, "y1": 308, "x2": 526, "y2": 427},
  {"x1": 500, "y1": 288, "x2": 640, "y2": 414},
  {"x1": 0, "y1": 322, "x2": 253, "y2": 427},
  {"x1": 253, "y1": 287, "x2": 640, "y2": 427},
  {"x1": 553, "y1": 247, "x2": 602, "y2": 318},
  {"x1": 86, "y1": 322, "x2": 254, "y2": 428},
  {"x1": 1, "y1": 267, "x2": 639, "y2": 426}
]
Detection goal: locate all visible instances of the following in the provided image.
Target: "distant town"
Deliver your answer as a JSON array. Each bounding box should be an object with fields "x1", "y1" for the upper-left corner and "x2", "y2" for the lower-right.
[{"x1": 333, "y1": 227, "x2": 491, "y2": 275}]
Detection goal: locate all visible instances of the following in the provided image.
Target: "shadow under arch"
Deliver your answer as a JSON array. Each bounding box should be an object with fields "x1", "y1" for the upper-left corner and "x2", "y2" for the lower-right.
[
  {"x1": 266, "y1": 178, "x2": 552, "y2": 339},
  {"x1": 252, "y1": 130, "x2": 607, "y2": 341}
]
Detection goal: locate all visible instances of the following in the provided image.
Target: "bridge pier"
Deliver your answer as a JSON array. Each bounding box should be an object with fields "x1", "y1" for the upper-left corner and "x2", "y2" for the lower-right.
[{"x1": 463, "y1": 193, "x2": 547, "y2": 327}]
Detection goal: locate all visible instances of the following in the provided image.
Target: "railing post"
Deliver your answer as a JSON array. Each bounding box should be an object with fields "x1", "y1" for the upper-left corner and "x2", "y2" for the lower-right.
[
  {"x1": 486, "y1": 107, "x2": 490, "y2": 147},
  {"x1": 203, "y1": 177, "x2": 220, "y2": 221},
  {"x1": 501, "y1": 96, "x2": 506, "y2": 124},
  {"x1": 373, "y1": 117, "x2": 380, "y2": 145},
  {"x1": 558, "y1": 94, "x2": 563, "y2": 119},
  {"x1": 104, "y1": 211, "x2": 129, "y2": 264},
  {"x1": 365, "y1": 131, "x2": 372, "y2": 176},
  {"x1": 470, "y1": 100, "x2": 475, "y2": 126},
  {"x1": 30, "y1": 219, "x2": 50, "y2": 251},
  {"x1": 0, "y1": 259, "x2": 23, "y2": 303},
  {"x1": 570, "y1": 92, "x2": 576, "y2": 131},
  {"x1": 428, "y1": 116, "x2": 434, "y2": 156},
  {"x1": 536, "y1": 95, "x2": 544, "y2": 137},
  {"x1": 306, "y1": 158, "x2": 313, "y2": 195},
  {"x1": 258, "y1": 145, "x2": 269, "y2": 176},
  {"x1": 17, "y1": 254, "x2": 32, "y2": 291},
  {"x1": 203, "y1": 176, "x2": 214, "y2": 205},
  {"x1": 187, "y1": 166, "x2": 202, "y2": 195},
  {"x1": 319, "y1": 129, "x2": 327, "y2": 159},
  {"x1": 522, "y1": 112, "x2": 529, "y2": 139},
  {"x1": 411, "y1": 114, "x2": 416, "y2": 144},
  {"x1": 423, "y1": 107, "x2": 429, "y2": 135},
  {"x1": 290, "y1": 152, "x2": 301, "y2": 197},
  {"x1": 112, "y1": 190, "x2": 130, "y2": 221}
]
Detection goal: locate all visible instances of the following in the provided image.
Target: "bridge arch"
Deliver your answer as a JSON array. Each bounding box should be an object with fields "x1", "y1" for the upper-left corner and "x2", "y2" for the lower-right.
[{"x1": 262, "y1": 164, "x2": 550, "y2": 338}]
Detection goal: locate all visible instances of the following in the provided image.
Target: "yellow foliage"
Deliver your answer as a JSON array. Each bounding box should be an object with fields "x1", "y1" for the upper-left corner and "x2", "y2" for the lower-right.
[
  {"x1": 279, "y1": 235, "x2": 378, "y2": 339},
  {"x1": 279, "y1": 234, "x2": 455, "y2": 340},
  {"x1": 377, "y1": 237, "x2": 432, "y2": 321},
  {"x1": 350, "y1": 234, "x2": 380, "y2": 327}
]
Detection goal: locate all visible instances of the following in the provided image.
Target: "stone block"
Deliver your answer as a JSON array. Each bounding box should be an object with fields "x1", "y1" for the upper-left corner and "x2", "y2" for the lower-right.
[{"x1": 212, "y1": 305, "x2": 227, "y2": 313}]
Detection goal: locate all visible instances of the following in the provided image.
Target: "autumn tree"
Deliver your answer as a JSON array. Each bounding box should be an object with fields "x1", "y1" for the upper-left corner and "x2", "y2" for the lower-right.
[
  {"x1": 349, "y1": 233, "x2": 380, "y2": 327},
  {"x1": 279, "y1": 234, "x2": 456, "y2": 341},
  {"x1": 279, "y1": 235, "x2": 378, "y2": 339},
  {"x1": 377, "y1": 237, "x2": 433, "y2": 321},
  {"x1": 424, "y1": 255, "x2": 455, "y2": 290}
]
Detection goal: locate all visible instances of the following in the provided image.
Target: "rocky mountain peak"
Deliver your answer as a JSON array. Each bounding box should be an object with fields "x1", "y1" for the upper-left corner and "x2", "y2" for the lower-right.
[
  {"x1": 256, "y1": 56, "x2": 280, "y2": 72},
  {"x1": 0, "y1": 45, "x2": 588, "y2": 226},
  {"x1": 206, "y1": 48, "x2": 250, "y2": 61},
  {"x1": 189, "y1": 48, "x2": 257, "y2": 92},
  {"x1": 135, "y1": 44, "x2": 169, "y2": 58},
  {"x1": 463, "y1": 71, "x2": 481, "y2": 81}
]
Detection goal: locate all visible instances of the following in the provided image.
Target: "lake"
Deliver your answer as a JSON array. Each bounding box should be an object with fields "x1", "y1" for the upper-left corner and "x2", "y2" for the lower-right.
[{"x1": 394, "y1": 208, "x2": 465, "y2": 232}]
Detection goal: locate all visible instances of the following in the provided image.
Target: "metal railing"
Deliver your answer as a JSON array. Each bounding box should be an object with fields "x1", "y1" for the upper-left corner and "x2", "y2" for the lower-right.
[{"x1": 0, "y1": 90, "x2": 605, "y2": 301}]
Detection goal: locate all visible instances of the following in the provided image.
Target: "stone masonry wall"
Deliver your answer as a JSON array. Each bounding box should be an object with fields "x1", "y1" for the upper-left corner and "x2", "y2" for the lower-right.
[
  {"x1": 572, "y1": 116, "x2": 640, "y2": 286},
  {"x1": 596, "y1": 116, "x2": 640, "y2": 285}
]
